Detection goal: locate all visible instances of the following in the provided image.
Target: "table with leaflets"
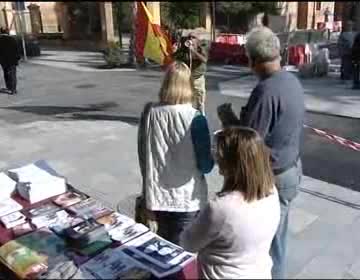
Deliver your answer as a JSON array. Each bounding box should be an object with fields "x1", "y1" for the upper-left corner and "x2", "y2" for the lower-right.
[{"x1": 0, "y1": 160, "x2": 198, "y2": 280}]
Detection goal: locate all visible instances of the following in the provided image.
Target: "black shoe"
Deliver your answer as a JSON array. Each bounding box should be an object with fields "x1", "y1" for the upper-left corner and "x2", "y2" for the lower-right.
[{"x1": 10, "y1": 90, "x2": 17, "y2": 95}]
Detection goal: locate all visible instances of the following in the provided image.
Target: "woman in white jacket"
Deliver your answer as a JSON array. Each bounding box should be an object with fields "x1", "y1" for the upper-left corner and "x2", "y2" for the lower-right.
[
  {"x1": 180, "y1": 127, "x2": 280, "y2": 279},
  {"x1": 137, "y1": 62, "x2": 214, "y2": 245}
]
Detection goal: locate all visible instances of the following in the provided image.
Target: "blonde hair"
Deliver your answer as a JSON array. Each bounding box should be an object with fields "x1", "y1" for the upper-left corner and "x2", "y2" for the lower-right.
[
  {"x1": 216, "y1": 126, "x2": 274, "y2": 202},
  {"x1": 159, "y1": 61, "x2": 193, "y2": 105}
]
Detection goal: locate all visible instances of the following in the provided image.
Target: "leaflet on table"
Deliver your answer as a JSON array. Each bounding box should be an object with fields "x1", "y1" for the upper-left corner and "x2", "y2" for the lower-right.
[
  {"x1": 0, "y1": 198, "x2": 23, "y2": 217},
  {"x1": 31, "y1": 210, "x2": 69, "y2": 229},
  {"x1": 49, "y1": 215, "x2": 84, "y2": 236},
  {"x1": 53, "y1": 191, "x2": 87, "y2": 208},
  {"x1": 0, "y1": 211, "x2": 26, "y2": 229},
  {"x1": 122, "y1": 247, "x2": 194, "y2": 278},
  {"x1": 96, "y1": 212, "x2": 135, "y2": 232},
  {"x1": 24, "y1": 202, "x2": 60, "y2": 218},
  {"x1": 0, "y1": 172, "x2": 17, "y2": 201},
  {"x1": 124, "y1": 231, "x2": 193, "y2": 269},
  {"x1": 79, "y1": 246, "x2": 151, "y2": 279},
  {"x1": 108, "y1": 223, "x2": 149, "y2": 244},
  {"x1": 66, "y1": 197, "x2": 113, "y2": 219}
]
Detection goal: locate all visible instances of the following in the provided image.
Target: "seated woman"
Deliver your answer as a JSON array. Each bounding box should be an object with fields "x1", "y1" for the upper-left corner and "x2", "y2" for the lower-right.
[
  {"x1": 137, "y1": 61, "x2": 214, "y2": 245},
  {"x1": 180, "y1": 126, "x2": 280, "y2": 279}
]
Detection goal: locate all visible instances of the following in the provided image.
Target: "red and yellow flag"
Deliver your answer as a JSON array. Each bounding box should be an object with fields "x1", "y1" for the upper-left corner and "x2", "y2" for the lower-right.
[{"x1": 135, "y1": 2, "x2": 173, "y2": 66}]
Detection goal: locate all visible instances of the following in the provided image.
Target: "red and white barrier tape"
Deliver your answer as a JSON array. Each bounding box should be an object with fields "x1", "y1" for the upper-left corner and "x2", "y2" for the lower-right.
[{"x1": 304, "y1": 125, "x2": 360, "y2": 152}]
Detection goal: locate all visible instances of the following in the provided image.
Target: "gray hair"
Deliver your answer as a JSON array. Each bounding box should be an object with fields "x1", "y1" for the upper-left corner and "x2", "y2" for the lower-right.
[{"x1": 245, "y1": 27, "x2": 281, "y2": 63}]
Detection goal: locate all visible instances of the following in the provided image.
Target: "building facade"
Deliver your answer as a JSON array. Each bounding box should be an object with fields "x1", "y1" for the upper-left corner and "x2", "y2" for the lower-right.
[{"x1": 0, "y1": 2, "x2": 211, "y2": 48}]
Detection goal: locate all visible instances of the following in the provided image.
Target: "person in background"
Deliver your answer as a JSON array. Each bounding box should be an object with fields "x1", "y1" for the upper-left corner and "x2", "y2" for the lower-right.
[
  {"x1": 0, "y1": 27, "x2": 20, "y2": 95},
  {"x1": 338, "y1": 21, "x2": 354, "y2": 82},
  {"x1": 217, "y1": 27, "x2": 305, "y2": 279},
  {"x1": 180, "y1": 127, "x2": 280, "y2": 279},
  {"x1": 173, "y1": 32, "x2": 208, "y2": 114},
  {"x1": 137, "y1": 61, "x2": 214, "y2": 245},
  {"x1": 352, "y1": 31, "x2": 360, "y2": 90}
]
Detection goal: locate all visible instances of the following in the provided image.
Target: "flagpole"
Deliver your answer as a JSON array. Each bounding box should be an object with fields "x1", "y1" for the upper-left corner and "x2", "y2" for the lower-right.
[{"x1": 128, "y1": 1, "x2": 137, "y2": 66}]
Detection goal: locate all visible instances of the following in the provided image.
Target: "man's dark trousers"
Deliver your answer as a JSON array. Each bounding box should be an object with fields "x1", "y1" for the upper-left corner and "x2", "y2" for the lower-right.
[{"x1": 1, "y1": 64, "x2": 17, "y2": 92}]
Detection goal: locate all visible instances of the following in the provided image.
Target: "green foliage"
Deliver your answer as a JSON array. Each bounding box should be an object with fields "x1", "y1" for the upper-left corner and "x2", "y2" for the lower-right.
[
  {"x1": 216, "y1": 2, "x2": 253, "y2": 15},
  {"x1": 103, "y1": 41, "x2": 127, "y2": 68},
  {"x1": 217, "y1": 1, "x2": 281, "y2": 16},
  {"x1": 161, "y1": 2, "x2": 201, "y2": 31},
  {"x1": 216, "y1": 1, "x2": 281, "y2": 31}
]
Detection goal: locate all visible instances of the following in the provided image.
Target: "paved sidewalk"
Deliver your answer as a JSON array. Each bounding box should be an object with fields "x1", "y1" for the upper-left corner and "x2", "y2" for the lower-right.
[
  {"x1": 217, "y1": 65, "x2": 360, "y2": 119},
  {"x1": 29, "y1": 50, "x2": 360, "y2": 119}
]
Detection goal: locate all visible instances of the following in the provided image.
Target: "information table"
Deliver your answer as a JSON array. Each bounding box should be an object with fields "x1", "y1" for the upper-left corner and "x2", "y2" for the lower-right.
[{"x1": 0, "y1": 161, "x2": 198, "y2": 279}]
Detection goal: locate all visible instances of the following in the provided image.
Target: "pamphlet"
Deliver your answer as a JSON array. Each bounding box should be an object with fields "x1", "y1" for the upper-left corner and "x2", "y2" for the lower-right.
[
  {"x1": 96, "y1": 212, "x2": 135, "y2": 232},
  {"x1": 66, "y1": 198, "x2": 113, "y2": 219},
  {"x1": 125, "y1": 231, "x2": 192, "y2": 269},
  {"x1": 108, "y1": 223, "x2": 149, "y2": 244},
  {"x1": 24, "y1": 202, "x2": 60, "y2": 218},
  {"x1": 122, "y1": 247, "x2": 194, "y2": 278},
  {"x1": 0, "y1": 211, "x2": 26, "y2": 229},
  {"x1": 53, "y1": 191, "x2": 87, "y2": 208},
  {"x1": 79, "y1": 246, "x2": 151, "y2": 279},
  {"x1": 31, "y1": 210, "x2": 69, "y2": 229}
]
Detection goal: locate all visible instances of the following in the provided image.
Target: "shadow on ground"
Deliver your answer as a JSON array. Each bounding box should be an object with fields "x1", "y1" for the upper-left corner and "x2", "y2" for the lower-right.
[{"x1": 0, "y1": 102, "x2": 140, "y2": 126}]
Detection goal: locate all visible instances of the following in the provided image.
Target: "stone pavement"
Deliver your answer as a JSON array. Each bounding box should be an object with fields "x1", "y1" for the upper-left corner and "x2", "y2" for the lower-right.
[
  {"x1": 0, "y1": 51, "x2": 358, "y2": 278},
  {"x1": 217, "y1": 65, "x2": 360, "y2": 119},
  {"x1": 30, "y1": 50, "x2": 360, "y2": 119}
]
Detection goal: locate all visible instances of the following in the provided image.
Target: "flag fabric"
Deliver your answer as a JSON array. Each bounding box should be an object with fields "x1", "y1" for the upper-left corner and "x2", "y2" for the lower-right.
[{"x1": 135, "y1": 2, "x2": 173, "y2": 66}]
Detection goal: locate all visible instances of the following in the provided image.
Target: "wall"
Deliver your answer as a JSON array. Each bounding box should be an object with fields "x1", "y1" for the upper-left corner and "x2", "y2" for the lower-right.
[
  {"x1": 26, "y1": 2, "x2": 59, "y2": 33},
  {"x1": 280, "y1": 1, "x2": 298, "y2": 31},
  {"x1": 306, "y1": 2, "x2": 335, "y2": 29}
]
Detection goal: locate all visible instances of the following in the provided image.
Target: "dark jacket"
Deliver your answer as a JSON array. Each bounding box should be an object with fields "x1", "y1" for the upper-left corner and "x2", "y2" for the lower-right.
[
  {"x1": 0, "y1": 35, "x2": 21, "y2": 66},
  {"x1": 352, "y1": 32, "x2": 360, "y2": 62}
]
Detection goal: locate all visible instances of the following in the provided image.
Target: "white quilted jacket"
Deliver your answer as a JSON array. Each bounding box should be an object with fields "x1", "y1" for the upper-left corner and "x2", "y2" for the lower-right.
[{"x1": 138, "y1": 103, "x2": 208, "y2": 212}]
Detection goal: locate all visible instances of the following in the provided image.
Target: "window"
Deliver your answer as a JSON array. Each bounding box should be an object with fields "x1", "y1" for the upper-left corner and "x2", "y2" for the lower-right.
[{"x1": 316, "y1": 2, "x2": 321, "y2": 11}]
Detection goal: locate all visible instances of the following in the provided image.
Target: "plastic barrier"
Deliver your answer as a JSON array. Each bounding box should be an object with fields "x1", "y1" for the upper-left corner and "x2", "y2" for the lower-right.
[
  {"x1": 209, "y1": 42, "x2": 248, "y2": 65},
  {"x1": 288, "y1": 44, "x2": 307, "y2": 66}
]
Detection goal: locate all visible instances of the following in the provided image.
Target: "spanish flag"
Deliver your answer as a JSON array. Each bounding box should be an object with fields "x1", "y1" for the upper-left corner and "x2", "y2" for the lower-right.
[{"x1": 135, "y1": 2, "x2": 173, "y2": 66}]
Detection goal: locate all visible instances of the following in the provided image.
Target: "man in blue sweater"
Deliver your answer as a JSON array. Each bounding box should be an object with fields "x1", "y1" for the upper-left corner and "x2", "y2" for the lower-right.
[{"x1": 218, "y1": 27, "x2": 305, "y2": 279}]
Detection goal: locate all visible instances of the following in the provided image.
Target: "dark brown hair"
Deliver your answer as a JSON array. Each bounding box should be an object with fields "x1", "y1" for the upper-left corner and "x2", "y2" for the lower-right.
[{"x1": 216, "y1": 126, "x2": 274, "y2": 202}]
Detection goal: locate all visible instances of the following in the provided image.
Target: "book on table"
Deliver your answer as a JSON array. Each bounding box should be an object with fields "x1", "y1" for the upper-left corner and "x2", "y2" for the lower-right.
[
  {"x1": 8, "y1": 163, "x2": 67, "y2": 204},
  {"x1": 0, "y1": 228, "x2": 71, "y2": 279}
]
